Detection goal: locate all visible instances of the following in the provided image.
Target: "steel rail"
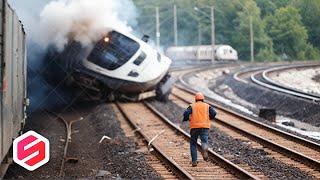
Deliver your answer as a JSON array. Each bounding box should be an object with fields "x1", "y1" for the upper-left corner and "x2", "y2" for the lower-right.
[
  {"x1": 233, "y1": 67, "x2": 267, "y2": 84},
  {"x1": 115, "y1": 103, "x2": 195, "y2": 180},
  {"x1": 232, "y1": 63, "x2": 320, "y2": 101},
  {"x1": 116, "y1": 102, "x2": 258, "y2": 179},
  {"x1": 251, "y1": 71, "x2": 320, "y2": 101},
  {"x1": 176, "y1": 69, "x2": 320, "y2": 152},
  {"x1": 176, "y1": 65, "x2": 320, "y2": 172},
  {"x1": 262, "y1": 64, "x2": 320, "y2": 100},
  {"x1": 171, "y1": 92, "x2": 320, "y2": 172},
  {"x1": 45, "y1": 110, "x2": 83, "y2": 177},
  {"x1": 143, "y1": 102, "x2": 259, "y2": 179}
]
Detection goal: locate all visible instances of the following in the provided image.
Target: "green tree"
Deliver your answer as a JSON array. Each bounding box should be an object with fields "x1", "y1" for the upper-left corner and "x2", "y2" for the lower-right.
[
  {"x1": 291, "y1": 0, "x2": 320, "y2": 50},
  {"x1": 214, "y1": 0, "x2": 242, "y2": 45},
  {"x1": 231, "y1": 0, "x2": 276, "y2": 61},
  {"x1": 254, "y1": 0, "x2": 277, "y2": 18},
  {"x1": 265, "y1": 6, "x2": 319, "y2": 60},
  {"x1": 271, "y1": 0, "x2": 290, "y2": 8}
]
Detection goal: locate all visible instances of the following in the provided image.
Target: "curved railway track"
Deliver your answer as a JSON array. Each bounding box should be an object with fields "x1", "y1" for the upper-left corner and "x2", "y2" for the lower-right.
[
  {"x1": 261, "y1": 64, "x2": 320, "y2": 99},
  {"x1": 234, "y1": 64, "x2": 320, "y2": 101},
  {"x1": 115, "y1": 102, "x2": 258, "y2": 179},
  {"x1": 171, "y1": 84, "x2": 320, "y2": 178}
]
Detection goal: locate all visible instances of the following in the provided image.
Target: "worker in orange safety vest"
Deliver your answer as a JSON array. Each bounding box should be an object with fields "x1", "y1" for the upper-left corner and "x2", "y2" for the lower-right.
[{"x1": 182, "y1": 92, "x2": 216, "y2": 167}]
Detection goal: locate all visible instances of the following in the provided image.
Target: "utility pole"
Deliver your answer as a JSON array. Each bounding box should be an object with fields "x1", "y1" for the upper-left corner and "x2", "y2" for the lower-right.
[
  {"x1": 173, "y1": 4, "x2": 178, "y2": 46},
  {"x1": 211, "y1": 6, "x2": 215, "y2": 62},
  {"x1": 198, "y1": 21, "x2": 202, "y2": 45},
  {"x1": 156, "y1": 6, "x2": 160, "y2": 49},
  {"x1": 250, "y1": 16, "x2": 254, "y2": 62}
]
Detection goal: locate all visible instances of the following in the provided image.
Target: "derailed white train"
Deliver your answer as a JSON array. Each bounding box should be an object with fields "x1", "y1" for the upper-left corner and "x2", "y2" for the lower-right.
[
  {"x1": 49, "y1": 30, "x2": 174, "y2": 101},
  {"x1": 166, "y1": 45, "x2": 238, "y2": 61}
]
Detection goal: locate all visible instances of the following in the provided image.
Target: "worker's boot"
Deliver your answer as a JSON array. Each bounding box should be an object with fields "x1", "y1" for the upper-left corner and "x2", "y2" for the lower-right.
[
  {"x1": 192, "y1": 161, "x2": 198, "y2": 167},
  {"x1": 202, "y1": 149, "x2": 208, "y2": 161},
  {"x1": 201, "y1": 144, "x2": 209, "y2": 161}
]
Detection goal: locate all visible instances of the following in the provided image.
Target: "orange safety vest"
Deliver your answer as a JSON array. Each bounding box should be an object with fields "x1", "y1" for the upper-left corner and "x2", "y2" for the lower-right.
[{"x1": 189, "y1": 101, "x2": 211, "y2": 129}]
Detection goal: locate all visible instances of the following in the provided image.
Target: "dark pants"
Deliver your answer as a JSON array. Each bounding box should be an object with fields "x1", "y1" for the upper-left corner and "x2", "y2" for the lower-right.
[{"x1": 190, "y1": 128, "x2": 209, "y2": 163}]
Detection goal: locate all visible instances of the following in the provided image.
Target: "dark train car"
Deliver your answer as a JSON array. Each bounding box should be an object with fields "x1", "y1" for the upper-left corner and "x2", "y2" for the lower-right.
[{"x1": 0, "y1": 0, "x2": 27, "y2": 176}]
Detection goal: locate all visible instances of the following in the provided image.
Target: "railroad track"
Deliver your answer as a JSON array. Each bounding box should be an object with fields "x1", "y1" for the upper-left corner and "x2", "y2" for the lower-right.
[
  {"x1": 45, "y1": 110, "x2": 83, "y2": 177},
  {"x1": 233, "y1": 67, "x2": 267, "y2": 84},
  {"x1": 261, "y1": 64, "x2": 320, "y2": 100},
  {"x1": 115, "y1": 102, "x2": 258, "y2": 179},
  {"x1": 171, "y1": 86, "x2": 320, "y2": 178},
  {"x1": 235, "y1": 64, "x2": 320, "y2": 101}
]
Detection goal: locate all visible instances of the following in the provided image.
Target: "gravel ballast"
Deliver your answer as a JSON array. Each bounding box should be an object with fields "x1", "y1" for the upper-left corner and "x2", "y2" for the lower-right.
[
  {"x1": 215, "y1": 75, "x2": 320, "y2": 127},
  {"x1": 5, "y1": 103, "x2": 160, "y2": 179},
  {"x1": 192, "y1": 65, "x2": 320, "y2": 142},
  {"x1": 270, "y1": 67, "x2": 320, "y2": 95},
  {"x1": 149, "y1": 100, "x2": 314, "y2": 179},
  {"x1": 94, "y1": 104, "x2": 161, "y2": 179}
]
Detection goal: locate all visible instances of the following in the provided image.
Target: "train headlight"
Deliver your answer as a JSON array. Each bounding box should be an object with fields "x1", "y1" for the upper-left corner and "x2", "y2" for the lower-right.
[
  {"x1": 104, "y1": 37, "x2": 110, "y2": 43},
  {"x1": 128, "y1": 70, "x2": 139, "y2": 77}
]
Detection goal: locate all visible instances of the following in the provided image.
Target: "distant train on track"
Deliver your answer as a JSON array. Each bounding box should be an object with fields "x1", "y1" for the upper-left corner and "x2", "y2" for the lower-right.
[
  {"x1": 166, "y1": 45, "x2": 238, "y2": 61},
  {"x1": 0, "y1": 0, "x2": 27, "y2": 176},
  {"x1": 47, "y1": 30, "x2": 174, "y2": 101}
]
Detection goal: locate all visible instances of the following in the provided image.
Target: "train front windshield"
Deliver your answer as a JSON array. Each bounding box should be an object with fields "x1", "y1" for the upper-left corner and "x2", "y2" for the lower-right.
[{"x1": 88, "y1": 31, "x2": 140, "y2": 70}]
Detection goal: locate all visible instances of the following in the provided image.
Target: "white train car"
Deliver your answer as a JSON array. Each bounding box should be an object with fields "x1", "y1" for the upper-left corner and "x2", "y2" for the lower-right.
[
  {"x1": 166, "y1": 45, "x2": 238, "y2": 61},
  {"x1": 49, "y1": 30, "x2": 174, "y2": 101}
]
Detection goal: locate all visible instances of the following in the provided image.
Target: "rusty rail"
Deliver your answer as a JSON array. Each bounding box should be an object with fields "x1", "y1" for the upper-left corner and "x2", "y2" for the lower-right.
[
  {"x1": 115, "y1": 103, "x2": 195, "y2": 180},
  {"x1": 45, "y1": 110, "x2": 83, "y2": 177},
  {"x1": 116, "y1": 102, "x2": 258, "y2": 179}
]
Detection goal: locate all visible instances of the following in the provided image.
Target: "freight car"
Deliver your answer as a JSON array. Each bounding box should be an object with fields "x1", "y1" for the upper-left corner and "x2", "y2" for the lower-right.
[
  {"x1": 46, "y1": 30, "x2": 174, "y2": 101},
  {"x1": 166, "y1": 45, "x2": 238, "y2": 61},
  {"x1": 0, "y1": 0, "x2": 27, "y2": 176}
]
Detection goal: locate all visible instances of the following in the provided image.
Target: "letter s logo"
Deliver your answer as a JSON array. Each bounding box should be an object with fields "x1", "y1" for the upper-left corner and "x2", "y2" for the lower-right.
[{"x1": 13, "y1": 131, "x2": 50, "y2": 171}]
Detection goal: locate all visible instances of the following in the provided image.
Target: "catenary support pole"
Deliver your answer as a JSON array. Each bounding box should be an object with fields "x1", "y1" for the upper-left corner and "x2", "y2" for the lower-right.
[
  {"x1": 211, "y1": 6, "x2": 215, "y2": 62},
  {"x1": 156, "y1": 6, "x2": 160, "y2": 49},
  {"x1": 173, "y1": 4, "x2": 178, "y2": 46},
  {"x1": 250, "y1": 16, "x2": 254, "y2": 62}
]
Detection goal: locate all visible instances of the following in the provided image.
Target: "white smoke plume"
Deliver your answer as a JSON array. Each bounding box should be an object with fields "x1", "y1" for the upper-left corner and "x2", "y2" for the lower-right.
[
  {"x1": 7, "y1": 0, "x2": 138, "y2": 111},
  {"x1": 37, "y1": 0, "x2": 137, "y2": 50},
  {"x1": 9, "y1": 0, "x2": 137, "y2": 51}
]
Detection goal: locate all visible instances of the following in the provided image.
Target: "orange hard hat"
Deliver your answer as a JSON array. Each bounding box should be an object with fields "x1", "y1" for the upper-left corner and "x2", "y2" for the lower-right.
[{"x1": 195, "y1": 92, "x2": 204, "y2": 101}]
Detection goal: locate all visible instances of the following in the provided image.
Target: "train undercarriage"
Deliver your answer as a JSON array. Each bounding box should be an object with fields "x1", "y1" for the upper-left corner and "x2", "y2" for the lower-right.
[{"x1": 69, "y1": 72, "x2": 175, "y2": 102}]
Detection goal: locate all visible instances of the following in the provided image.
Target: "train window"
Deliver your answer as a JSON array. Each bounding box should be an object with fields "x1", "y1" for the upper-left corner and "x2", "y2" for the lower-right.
[
  {"x1": 87, "y1": 31, "x2": 140, "y2": 70},
  {"x1": 133, "y1": 51, "x2": 146, "y2": 65}
]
